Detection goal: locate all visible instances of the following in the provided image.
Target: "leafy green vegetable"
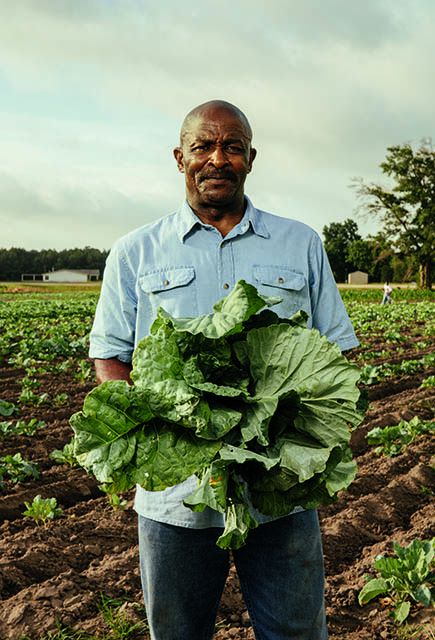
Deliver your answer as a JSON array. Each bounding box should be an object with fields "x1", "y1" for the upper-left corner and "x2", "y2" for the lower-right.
[
  {"x1": 71, "y1": 280, "x2": 363, "y2": 548},
  {"x1": 0, "y1": 453, "x2": 40, "y2": 485},
  {"x1": 358, "y1": 538, "x2": 435, "y2": 624},
  {"x1": 50, "y1": 442, "x2": 78, "y2": 467},
  {"x1": 367, "y1": 417, "x2": 434, "y2": 456},
  {"x1": 0, "y1": 399, "x2": 18, "y2": 417},
  {"x1": 23, "y1": 495, "x2": 63, "y2": 525}
]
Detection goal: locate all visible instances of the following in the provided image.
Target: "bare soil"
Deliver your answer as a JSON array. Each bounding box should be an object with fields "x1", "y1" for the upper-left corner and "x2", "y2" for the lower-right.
[{"x1": 0, "y1": 343, "x2": 434, "y2": 639}]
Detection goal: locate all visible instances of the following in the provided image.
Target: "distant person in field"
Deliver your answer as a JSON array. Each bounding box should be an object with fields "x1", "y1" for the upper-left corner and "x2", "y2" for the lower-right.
[
  {"x1": 88, "y1": 99, "x2": 359, "y2": 640},
  {"x1": 381, "y1": 282, "x2": 393, "y2": 304}
]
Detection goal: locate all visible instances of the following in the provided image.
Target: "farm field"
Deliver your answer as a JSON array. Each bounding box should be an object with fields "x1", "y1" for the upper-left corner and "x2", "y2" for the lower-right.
[{"x1": 0, "y1": 289, "x2": 434, "y2": 640}]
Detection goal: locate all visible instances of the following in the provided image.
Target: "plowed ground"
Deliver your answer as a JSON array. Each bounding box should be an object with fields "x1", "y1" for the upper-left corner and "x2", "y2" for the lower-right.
[{"x1": 0, "y1": 334, "x2": 434, "y2": 640}]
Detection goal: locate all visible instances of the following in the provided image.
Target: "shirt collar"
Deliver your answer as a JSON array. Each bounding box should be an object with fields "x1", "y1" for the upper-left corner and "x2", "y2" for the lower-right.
[{"x1": 176, "y1": 195, "x2": 270, "y2": 242}]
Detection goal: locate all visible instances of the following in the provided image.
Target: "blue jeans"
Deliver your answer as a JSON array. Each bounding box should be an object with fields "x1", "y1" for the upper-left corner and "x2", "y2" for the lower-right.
[{"x1": 138, "y1": 509, "x2": 328, "y2": 640}]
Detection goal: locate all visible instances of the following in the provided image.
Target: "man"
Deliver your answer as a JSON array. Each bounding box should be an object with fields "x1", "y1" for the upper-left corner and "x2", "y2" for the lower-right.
[{"x1": 89, "y1": 100, "x2": 359, "y2": 640}]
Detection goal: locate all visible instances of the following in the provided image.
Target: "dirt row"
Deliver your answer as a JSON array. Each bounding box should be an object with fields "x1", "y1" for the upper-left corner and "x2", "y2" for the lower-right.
[{"x1": 0, "y1": 357, "x2": 434, "y2": 639}]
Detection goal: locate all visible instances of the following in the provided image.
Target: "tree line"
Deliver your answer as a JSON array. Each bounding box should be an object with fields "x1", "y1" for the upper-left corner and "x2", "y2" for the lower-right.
[{"x1": 0, "y1": 247, "x2": 109, "y2": 281}]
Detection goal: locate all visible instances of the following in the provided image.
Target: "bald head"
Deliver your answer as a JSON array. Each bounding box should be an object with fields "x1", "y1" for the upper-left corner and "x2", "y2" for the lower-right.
[{"x1": 180, "y1": 100, "x2": 253, "y2": 145}]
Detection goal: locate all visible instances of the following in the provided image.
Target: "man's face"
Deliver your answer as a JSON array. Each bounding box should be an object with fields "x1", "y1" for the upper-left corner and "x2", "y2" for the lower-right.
[{"x1": 174, "y1": 106, "x2": 256, "y2": 210}]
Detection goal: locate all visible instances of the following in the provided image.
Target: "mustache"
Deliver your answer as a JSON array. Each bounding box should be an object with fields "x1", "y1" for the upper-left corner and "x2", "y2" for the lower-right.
[{"x1": 199, "y1": 170, "x2": 236, "y2": 182}]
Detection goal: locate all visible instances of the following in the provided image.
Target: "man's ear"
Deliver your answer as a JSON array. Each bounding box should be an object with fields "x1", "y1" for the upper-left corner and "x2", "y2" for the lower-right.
[
  {"x1": 247, "y1": 147, "x2": 257, "y2": 173},
  {"x1": 173, "y1": 147, "x2": 184, "y2": 173}
]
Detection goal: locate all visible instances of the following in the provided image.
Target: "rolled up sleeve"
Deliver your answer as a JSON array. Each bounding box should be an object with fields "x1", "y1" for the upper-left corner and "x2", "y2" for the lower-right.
[{"x1": 89, "y1": 243, "x2": 137, "y2": 363}]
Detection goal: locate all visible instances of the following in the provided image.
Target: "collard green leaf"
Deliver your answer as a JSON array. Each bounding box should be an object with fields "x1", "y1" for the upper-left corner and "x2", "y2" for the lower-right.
[
  {"x1": 183, "y1": 357, "x2": 245, "y2": 397},
  {"x1": 324, "y1": 459, "x2": 357, "y2": 496},
  {"x1": 184, "y1": 460, "x2": 229, "y2": 513},
  {"x1": 70, "y1": 380, "x2": 153, "y2": 456},
  {"x1": 274, "y1": 433, "x2": 334, "y2": 483},
  {"x1": 132, "y1": 322, "x2": 182, "y2": 386},
  {"x1": 132, "y1": 423, "x2": 221, "y2": 491},
  {"x1": 163, "y1": 280, "x2": 280, "y2": 339},
  {"x1": 219, "y1": 444, "x2": 279, "y2": 470},
  {"x1": 238, "y1": 397, "x2": 279, "y2": 446},
  {"x1": 75, "y1": 433, "x2": 137, "y2": 484},
  {"x1": 145, "y1": 379, "x2": 200, "y2": 422},
  {"x1": 217, "y1": 501, "x2": 259, "y2": 550},
  {"x1": 246, "y1": 323, "x2": 362, "y2": 446},
  {"x1": 414, "y1": 585, "x2": 432, "y2": 607},
  {"x1": 358, "y1": 578, "x2": 388, "y2": 605}
]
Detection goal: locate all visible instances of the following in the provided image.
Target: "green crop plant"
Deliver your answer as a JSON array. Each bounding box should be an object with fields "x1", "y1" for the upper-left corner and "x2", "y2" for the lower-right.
[
  {"x1": 367, "y1": 417, "x2": 435, "y2": 456},
  {"x1": 0, "y1": 418, "x2": 46, "y2": 438},
  {"x1": 23, "y1": 495, "x2": 63, "y2": 525},
  {"x1": 74, "y1": 359, "x2": 93, "y2": 384},
  {"x1": 358, "y1": 538, "x2": 434, "y2": 624},
  {"x1": 20, "y1": 376, "x2": 41, "y2": 391},
  {"x1": 421, "y1": 375, "x2": 435, "y2": 388},
  {"x1": 18, "y1": 389, "x2": 50, "y2": 406},
  {"x1": 99, "y1": 484, "x2": 128, "y2": 511},
  {"x1": 0, "y1": 453, "x2": 39, "y2": 485},
  {"x1": 53, "y1": 393, "x2": 69, "y2": 407},
  {"x1": 0, "y1": 399, "x2": 18, "y2": 417},
  {"x1": 49, "y1": 442, "x2": 78, "y2": 467}
]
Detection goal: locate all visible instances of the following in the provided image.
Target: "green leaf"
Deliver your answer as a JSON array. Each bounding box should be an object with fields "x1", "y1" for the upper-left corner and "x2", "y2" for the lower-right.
[
  {"x1": 246, "y1": 323, "x2": 363, "y2": 447},
  {"x1": 182, "y1": 357, "x2": 245, "y2": 397},
  {"x1": 70, "y1": 281, "x2": 364, "y2": 549},
  {"x1": 274, "y1": 433, "x2": 334, "y2": 483},
  {"x1": 393, "y1": 600, "x2": 411, "y2": 624},
  {"x1": 164, "y1": 280, "x2": 280, "y2": 339},
  {"x1": 413, "y1": 585, "x2": 432, "y2": 607},
  {"x1": 324, "y1": 459, "x2": 358, "y2": 496},
  {"x1": 75, "y1": 433, "x2": 137, "y2": 484},
  {"x1": 184, "y1": 460, "x2": 229, "y2": 513},
  {"x1": 131, "y1": 328, "x2": 201, "y2": 421},
  {"x1": 132, "y1": 423, "x2": 221, "y2": 491},
  {"x1": 238, "y1": 397, "x2": 279, "y2": 446},
  {"x1": 0, "y1": 399, "x2": 18, "y2": 417},
  {"x1": 358, "y1": 578, "x2": 388, "y2": 605},
  {"x1": 70, "y1": 380, "x2": 153, "y2": 456},
  {"x1": 217, "y1": 500, "x2": 259, "y2": 550},
  {"x1": 219, "y1": 444, "x2": 279, "y2": 470}
]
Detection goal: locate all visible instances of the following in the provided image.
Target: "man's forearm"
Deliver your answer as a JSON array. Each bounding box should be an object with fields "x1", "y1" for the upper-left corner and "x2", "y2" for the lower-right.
[{"x1": 94, "y1": 358, "x2": 132, "y2": 384}]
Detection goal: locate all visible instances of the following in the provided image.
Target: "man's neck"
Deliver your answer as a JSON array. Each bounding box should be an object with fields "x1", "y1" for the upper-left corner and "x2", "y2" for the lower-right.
[{"x1": 189, "y1": 199, "x2": 246, "y2": 238}]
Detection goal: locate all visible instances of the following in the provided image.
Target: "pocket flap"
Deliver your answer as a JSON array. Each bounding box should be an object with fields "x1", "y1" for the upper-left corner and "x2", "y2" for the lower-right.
[
  {"x1": 139, "y1": 266, "x2": 195, "y2": 293},
  {"x1": 253, "y1": 266, "x2": 305, "y2": 291}
]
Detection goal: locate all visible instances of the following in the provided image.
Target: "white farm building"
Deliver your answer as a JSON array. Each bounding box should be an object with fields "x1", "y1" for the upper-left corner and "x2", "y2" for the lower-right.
[
  {"x1": 43, "y1": 269, "x2": 100, "y2": 282},
  {"x1": 22, "y1": 269, "x2": 100, "y2": 283}
]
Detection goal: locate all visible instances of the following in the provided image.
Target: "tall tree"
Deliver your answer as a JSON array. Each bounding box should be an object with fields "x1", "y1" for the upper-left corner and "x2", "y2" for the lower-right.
[
  {"x1": 353, "y1": 141, "x2": 435, "y2": 289},
  {"x1": 322, "y1": 219, "x2": 361, "y2": 282}
]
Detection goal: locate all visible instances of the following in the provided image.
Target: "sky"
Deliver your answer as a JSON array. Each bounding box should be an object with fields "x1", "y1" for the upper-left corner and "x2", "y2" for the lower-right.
[{"x1": 0, "y1": 0, "x2": 434, "y2": 250}]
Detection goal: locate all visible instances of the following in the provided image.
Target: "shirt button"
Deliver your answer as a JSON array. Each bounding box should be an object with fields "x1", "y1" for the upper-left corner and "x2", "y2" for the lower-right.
[
  {"x1": 278, "y1": 277, "x2": 284, "y2": 284},
  {"x1": 223, "y1": 283, "x2": 230, "y2": 290},
  {"x1": 163, "y1": 279, "x2": 170, "y2": 286}
]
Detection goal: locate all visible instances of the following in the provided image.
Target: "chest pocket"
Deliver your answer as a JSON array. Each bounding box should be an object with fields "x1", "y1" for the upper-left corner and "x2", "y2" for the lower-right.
[
  {"x1": 253, "y1": 265, "x2": 310, "y2": 319},
  {"x1": 139, "y1": 266, "x2": 198, "y2": 318}
]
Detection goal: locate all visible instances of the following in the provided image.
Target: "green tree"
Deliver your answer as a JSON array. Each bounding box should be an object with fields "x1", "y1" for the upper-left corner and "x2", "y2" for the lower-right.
[
  {"x1": 323, "y1": 219, "x2": 361, "y2": 282},
  {"x1": 346, "y1": 239, "x2": 373, "y2": 275},
  {"x1": 353, "y1": 140, "x2": 435, "y2": 289}
]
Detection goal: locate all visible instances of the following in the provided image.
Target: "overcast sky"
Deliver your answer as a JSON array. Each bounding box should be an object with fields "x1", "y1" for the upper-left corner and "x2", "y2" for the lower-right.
[{"x1": 1, "y1": 0, "x2": 434, "y2": 250}]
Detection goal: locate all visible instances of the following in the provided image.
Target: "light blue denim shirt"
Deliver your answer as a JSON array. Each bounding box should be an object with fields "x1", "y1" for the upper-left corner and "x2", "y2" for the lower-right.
[{"x1": 89, "y1": 196, "x2": 359, "y2": 528}]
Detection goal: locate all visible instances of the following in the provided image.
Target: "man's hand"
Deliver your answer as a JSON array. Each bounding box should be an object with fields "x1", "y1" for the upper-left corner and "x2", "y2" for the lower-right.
[{"x1": 94, "y1": 358, "x2": 132, "y2": 384}]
